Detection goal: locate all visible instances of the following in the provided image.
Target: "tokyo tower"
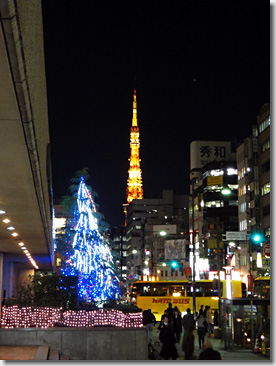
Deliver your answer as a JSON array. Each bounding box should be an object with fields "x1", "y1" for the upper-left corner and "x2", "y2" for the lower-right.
[{"x1": 123, "y1": 90, "x2": 143, "y2": 224}]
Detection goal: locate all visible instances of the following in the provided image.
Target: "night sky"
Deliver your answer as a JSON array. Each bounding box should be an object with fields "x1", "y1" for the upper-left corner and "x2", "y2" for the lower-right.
[{"x1": 41, "y1": 1, "x2": 270, "y2": 227}]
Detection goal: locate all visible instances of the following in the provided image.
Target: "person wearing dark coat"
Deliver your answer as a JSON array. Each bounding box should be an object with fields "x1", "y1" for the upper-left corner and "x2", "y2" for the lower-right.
[
  {"x1": 182, "y1": 325, "x2": 194, "y2": 360},
  {"x1": 159, "y1": 316, "x2": 178, "y2": 360},
  {"x1": 196, "y1": 313, "x2": 207, "y2": 350},
  {"x1": 182, "y1": 308, "x2": 195, "y2": 333},
  {"x1": 198, "y1": 340, "x2": 222, "y2": 360},
  {"x1": 165, "y1": 302, "x2": 174, "y2": 321},
  {"x1": 172, "y1": 308, "x2": 182, "y2": 343}
]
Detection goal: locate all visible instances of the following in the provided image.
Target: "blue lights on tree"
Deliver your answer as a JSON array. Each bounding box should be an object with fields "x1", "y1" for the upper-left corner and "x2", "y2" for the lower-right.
[{"x1": 61, "y1": 176, "x2": 120, "y2": 303}]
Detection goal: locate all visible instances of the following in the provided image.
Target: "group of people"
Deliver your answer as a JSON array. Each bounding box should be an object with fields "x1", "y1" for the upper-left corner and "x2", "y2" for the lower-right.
[{"x1": 142, "y1": 303, "x2": 221, "y2": 360}]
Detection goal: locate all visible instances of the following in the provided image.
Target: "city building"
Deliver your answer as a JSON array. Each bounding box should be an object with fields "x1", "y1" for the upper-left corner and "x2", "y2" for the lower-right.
[
  {"x1": 125, "y1": 190, "x2": 189, "y2": 284},
  {"x1": 236, "y1": 104, "x2": 270, "y2": 286},
  {"x1": 190, "y1": 141, "x2": 238, "y2": 280},
  {"x1": 0, "y1": 1, "x2": 54, "y2": 308},
  {"x1": 111, "y1": 226, "x2": 127, "y2": 290}
]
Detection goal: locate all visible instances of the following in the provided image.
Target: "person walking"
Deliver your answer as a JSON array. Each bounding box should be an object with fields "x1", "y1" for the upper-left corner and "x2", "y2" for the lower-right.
[
  {"x1": 182, "y1": 325, "x2": 195, "y2": 360},
  {"x1": 196, "y1": 312, "x2": 207, "y2": 350},
  {"x1": 198, "y1": 340, "x2": 222, "y2": 360},
  {"x1": 172, "y1": 307, "x2": 182, "y2": 343},
  {"x1": 206, "y1": 306, "x2": 213, "y2": 337},
  {"x1": 159, "y1": 315, "x2": 178, "y2": 360},
  {"x1": 165, "y1": 302, "x2": 174, "y2": 321},
  {"x1": 142, "y1": 309, "x2": 156, "y2": 345},
  {"x1": 199, "y1": 304, "x2": 204, "y2": 316},
  {"x1": 182, "y1": 308, "x2": 195, "y2": 334}
]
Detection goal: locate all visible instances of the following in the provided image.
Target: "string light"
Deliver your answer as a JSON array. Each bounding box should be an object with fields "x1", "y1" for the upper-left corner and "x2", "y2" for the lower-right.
[
  {"x1": 1, "y1": 306, "x2": 143, "y2": 328},
  {"x1": 61, "y1": 177, "x2": 120, "y2": 302}
]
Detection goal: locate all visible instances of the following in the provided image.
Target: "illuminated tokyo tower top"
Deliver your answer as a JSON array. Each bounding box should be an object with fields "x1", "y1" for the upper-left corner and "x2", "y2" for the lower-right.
[{"x1": 126, "y1": 89, "x2": 143, "y2": 204}]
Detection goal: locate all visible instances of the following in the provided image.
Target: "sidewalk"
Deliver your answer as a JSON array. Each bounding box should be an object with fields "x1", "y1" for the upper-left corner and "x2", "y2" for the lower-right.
[{"x1": 151, "y1": 327, "x2": 270, "y2": 361}]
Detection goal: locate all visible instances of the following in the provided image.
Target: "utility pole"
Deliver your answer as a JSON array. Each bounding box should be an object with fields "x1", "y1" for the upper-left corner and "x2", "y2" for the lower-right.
[{"x1": 191, "y1": 181, "x2": 196, "y2": 318}]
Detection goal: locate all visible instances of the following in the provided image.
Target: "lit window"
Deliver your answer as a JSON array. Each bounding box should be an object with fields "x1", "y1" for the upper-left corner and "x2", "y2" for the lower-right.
[
  {"x1": 259, "y1": 116, "x2": 270, "y2": 133},
  {"x1": 227, "y1": 168, "x2": 237, "y2": 175},
  {"x1": 261, "y1": 182, "x2": 270, "y2": 196},
  {"x1": 210, "y1": 169, "x2": 224, "y2": 176},
  {"x1": 262, "y1": 139, "x2": 270, "y2": 152}
]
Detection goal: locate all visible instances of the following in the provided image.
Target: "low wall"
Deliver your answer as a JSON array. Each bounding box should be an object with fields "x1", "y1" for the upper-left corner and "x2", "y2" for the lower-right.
[{"x1": 0, "y1": 327, "x2": 148, "y2": 360}]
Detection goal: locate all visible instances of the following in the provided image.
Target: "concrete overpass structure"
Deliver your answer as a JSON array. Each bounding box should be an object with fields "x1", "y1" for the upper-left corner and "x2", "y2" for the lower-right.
[{"x1": 0, "y1": 0, "x2": 54, "y2": 301}]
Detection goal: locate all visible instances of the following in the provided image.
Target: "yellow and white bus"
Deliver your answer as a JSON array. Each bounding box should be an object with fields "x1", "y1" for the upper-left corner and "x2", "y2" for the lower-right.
[{"x1": 130, "y1": 279, "x2": 246, "y2": 320}]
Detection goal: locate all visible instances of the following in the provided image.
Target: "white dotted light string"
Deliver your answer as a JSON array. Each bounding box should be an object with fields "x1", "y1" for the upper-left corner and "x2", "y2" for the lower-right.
[
  {"x1": 0, "y1": 211, "x2": 38, "y2": 269},
  {"x1": 1, "y1": 306, "x2": 143, "y2": 328}
]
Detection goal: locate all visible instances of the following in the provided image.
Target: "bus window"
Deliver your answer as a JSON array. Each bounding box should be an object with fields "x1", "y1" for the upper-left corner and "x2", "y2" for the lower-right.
[
  {"x1": 152, "y1": 285, "x2": 168, "y2": 296},
  {"x1": 195, "y1": 286, "x2": 203, "y2": 297},
  {"x1": 142, "y1": 285, "x2": 151, "y2": 296},
  {"x1": 169, "y1": 286, "x2": 185, "y2": 296},
  {"x1": 204, "y1": 284, "x2": 214, "y2": 297}
]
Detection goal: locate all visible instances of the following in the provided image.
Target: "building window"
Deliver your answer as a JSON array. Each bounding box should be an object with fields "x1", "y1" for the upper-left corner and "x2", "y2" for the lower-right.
[
  {"x1": 210, "y1": 169, "x2": 224, "y2": 176},
  {"x1": 165, "y1": 270, "x2": 168, "y2": 277},
  {"x1": 262, "y1": 161, "x2": 270, "y2": 173},
  {"x1": 264, "y1": 228, "x2": 270, "y2": 238},
  {"x1": 239, "y1": 220, "x2": 247, "y2": 231},
  {"x1": 259, "y1": 116, "x2": 270, "y2": 133},
  {"x1": 227, "y1": 168, "x2": 237, "y2": 175},
  {"x1": 205, "y1": 200, "x2": 224, "y2": 208},
  {"x1": 239, "y1": 202, "x2": 246, "y2": 213},
  {"x1": 262, "y1": 206, "x2": 270, "y2": 217},
  {"x1": 175, "y1": 270, "x2": 178, "y2": 277},
  {"x1": 238, "y1": 185, "x2": 246, "y2": 197},
  {"x1": 229, "y1": 200, "x2": 238, "y2": 206},
  {"x1": 261, "y1": 182, "x2": 270, "y2": 196},
  {"x1": 238, "y1": 168, "x2": 245, "y2": 180},
  {"x1": 240, "y1": 255, "x2": 247, "y2": 266},
  {"x1": 161, "y1": 270, "x2": 163, "y2": 277},
  {"x1": 262, "y1": 139, "x2": 270, "y2": 152}
]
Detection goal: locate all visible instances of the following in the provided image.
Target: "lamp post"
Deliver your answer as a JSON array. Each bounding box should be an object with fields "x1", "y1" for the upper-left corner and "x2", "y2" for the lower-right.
[
  {"x1": 191, "y1": 180, "x2": 196, "y2": 318},
  {"x1": 216, "y1": 187, "x2": 232, "y2": 327}
]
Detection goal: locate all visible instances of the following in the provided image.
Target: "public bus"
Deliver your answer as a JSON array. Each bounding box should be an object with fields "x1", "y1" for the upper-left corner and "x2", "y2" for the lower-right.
[
  {"x1": 130, "y1": 279, "x2": 246, "y2": 321},
  {"x1": 253, "y1": 276, "x2": 270, "y2": 299}
]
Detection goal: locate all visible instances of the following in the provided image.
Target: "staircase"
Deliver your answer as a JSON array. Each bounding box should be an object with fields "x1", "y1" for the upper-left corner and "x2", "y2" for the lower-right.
[{"x1": 34, "y1": 346, "x2": 70, "y2": 360}]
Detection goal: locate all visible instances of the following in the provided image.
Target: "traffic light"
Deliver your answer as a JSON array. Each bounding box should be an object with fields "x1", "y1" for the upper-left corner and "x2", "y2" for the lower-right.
[
  {"x1": 251, "y1": 232, "x2": 263, "y2": 244},
  {"x1": 170, "y1": 261, "x2": 179, "y2": 273},
  {"x1": 171, "y1": 261, "x2": 178, "y2": 268}
]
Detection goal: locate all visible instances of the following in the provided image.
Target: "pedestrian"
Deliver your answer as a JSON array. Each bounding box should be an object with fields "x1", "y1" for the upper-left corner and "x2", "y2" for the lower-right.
[
  {"x1": 165, "y1": 302, "x2": 174, "y2": 321},
  {"x1": 198, "y1": 340, "x2": 222, "y2": 360},
  {"x1": 206, "y1": 306, "x2": 213, "y2": 337},
  {"x1": 199, "y1": 304, "x2": 204, "y2": 316},
  {"x1": 172, "y1": 307, "x2": 182, "y2": 343},
  {"x1": 196, "y1": 312, "x2": 207, "y2": 350},
  {"x1": 142, "y1": 309, "x2": 156, "y2": 345},
  {"x1": 213, "y1": 310, "x2": 219, "y2": 327},
  {"x1": 160, "y1": 310, "x2": 169, "y2": 323},
  {"x1": 182, "y1": 325, "x2": 194, "y2": 360},
  {"x1": 182, "y1": 308, "x2": 195, "y2": 334},
  {"x1": 159, "y1": 315, "x2": 178, "y2": 360}
]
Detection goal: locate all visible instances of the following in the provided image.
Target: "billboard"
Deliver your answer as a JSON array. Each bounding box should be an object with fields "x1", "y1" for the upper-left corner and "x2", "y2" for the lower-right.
[
  {"x1": 190, "y1": 141, "x2": 232, "y2": 170},
  {"x1": 164, "y1": 239, "x2": 187, "y2": 260}
]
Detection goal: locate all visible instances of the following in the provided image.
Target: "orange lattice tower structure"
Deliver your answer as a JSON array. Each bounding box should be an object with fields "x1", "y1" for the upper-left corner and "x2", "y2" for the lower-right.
[{"x1": 123, "y1": 90, "x2": 143, "y2": 225}]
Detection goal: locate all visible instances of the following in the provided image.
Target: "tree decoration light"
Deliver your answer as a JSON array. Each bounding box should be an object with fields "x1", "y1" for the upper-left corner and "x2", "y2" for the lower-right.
[{"x1": 61, "y1": 177, "x2": 120, "y2": 303}]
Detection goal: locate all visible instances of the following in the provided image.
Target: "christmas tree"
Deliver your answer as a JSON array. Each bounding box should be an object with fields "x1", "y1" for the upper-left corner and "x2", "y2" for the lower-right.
[{"x1": 60, "y1": 175, "x2": 120, "y2": 303}]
